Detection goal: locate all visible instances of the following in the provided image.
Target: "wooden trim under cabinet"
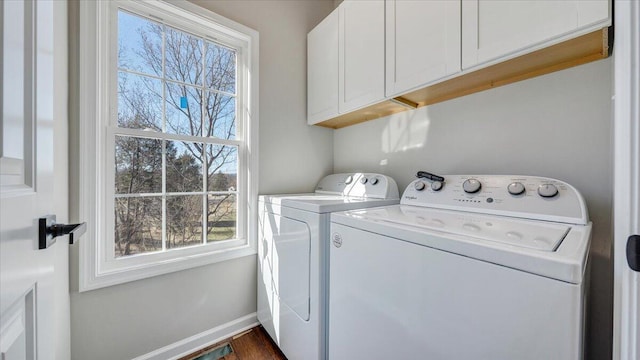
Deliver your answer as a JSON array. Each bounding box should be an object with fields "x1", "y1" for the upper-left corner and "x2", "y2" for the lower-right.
[{"x1": 315, "y1": 27, "x2": 610, "y2": 129}]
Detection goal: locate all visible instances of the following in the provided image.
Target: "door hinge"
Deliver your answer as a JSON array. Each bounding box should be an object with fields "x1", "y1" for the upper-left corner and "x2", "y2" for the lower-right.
[{"x1": 627, "y1": 235, "x2": 640, "y2": 272}]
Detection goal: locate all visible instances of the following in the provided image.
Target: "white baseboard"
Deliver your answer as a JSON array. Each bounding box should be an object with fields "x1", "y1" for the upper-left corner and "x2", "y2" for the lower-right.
[{"x1": 133, "y1": 313, "x2": 259, "y2": 360}]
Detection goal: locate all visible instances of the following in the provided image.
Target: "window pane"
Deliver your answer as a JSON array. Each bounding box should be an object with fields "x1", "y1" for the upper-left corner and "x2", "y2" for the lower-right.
[
  {"x1": 205, "y1": 42, "x2": 236, "y2": 94},
  {"x1": 207, "y1": 194, "x2": 236, "y2": 242},
  {"x1": 118, "y1": 72, "x2": 162, "y2": 131},
  {"x1": 115, "y1": 136, "x2": 162, "y2": 194},
  {"x1": 165, "y1": 26, "x2": 203, "y2": 86},
  {"x1": 114, "y1": 197, "x2": 162, "y2": 257},
  {"x1": 166, "y1": 140, "x2": 204, "y2": 193},
  {"x1": 204, "y1": 91, "x2": 236, "y2": 139},
  {"x1": 165, "y1": 82, "x2": 202, "y2": 136},
  {"x1": 167, "y1": 195, "x2": 204, "y2": 249},
  {"x1": 118, "y1": 10, "x2": 163, "y2": 77},
  {"x1": 207, "y1": 145, "x2": 237, "y2": 192}
]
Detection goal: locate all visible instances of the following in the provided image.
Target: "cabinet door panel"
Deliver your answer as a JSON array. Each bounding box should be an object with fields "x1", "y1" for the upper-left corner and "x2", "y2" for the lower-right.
[
  {"x1": 339, "y1": 0, "x2": 385, "y2": 113},
  {"x1": 462, "y1": 0, "x2": 610, "y2": 69},
  {"x1": 307, "y1": 10, "x2": 339, "y2": 124},
  {"x1": 577, "y1": 0, "x2": 610, "y2": 27},
  {"x1": 386, "y1": 0, "x2": 461, "y2": 97}
]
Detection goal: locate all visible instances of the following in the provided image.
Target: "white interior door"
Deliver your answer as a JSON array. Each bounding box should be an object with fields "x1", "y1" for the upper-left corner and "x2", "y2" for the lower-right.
[
  {"x1": 1, "y1": 1, "x2": 67, "y2": 359},
  {"x1": 613, "y1": 1, "x2": 640, "y2": 359}
]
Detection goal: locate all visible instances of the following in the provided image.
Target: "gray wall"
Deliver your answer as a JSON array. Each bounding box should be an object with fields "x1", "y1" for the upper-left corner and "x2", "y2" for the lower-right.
[
  {"x1": 69, "y1": 1, "x2": 334, "y2": 359},
  {"x1": 188, "y1": 0, "x2": 336, "y2": 195},
  {"x1": 333, "y1": 58, "x2": 613, "y2": 360}
]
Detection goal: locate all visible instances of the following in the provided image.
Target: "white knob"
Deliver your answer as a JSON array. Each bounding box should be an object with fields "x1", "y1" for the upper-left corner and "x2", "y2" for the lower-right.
[
  {"x1": 360, "y1": 177, "x2": 368, "y2": 184},
  {"x1": 414, "y1": 181, "x2": 426, "y2": 191},
  {"x1": 345, "y1": 175, "x2": 354, "y2": 184},
  {"x1": 431, "y1": 181, "x2": 443, "y2": 191},
  {"x1": 463, "y1": 179, "x2": 482, "y2": 193},
  {"x1": 370, "y1": 177, "x2": 379, "y2": 185},
  {"x1": 538, "y1": 184, "x2": 558, "y2": 198},
  {"x1": 507, "y1": 182, "x2": 526, "y2": 195}
]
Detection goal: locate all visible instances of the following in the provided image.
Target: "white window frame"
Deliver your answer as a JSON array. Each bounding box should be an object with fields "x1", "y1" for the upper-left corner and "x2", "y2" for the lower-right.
[{"x1": 78, "y1": 0, "x2": 259, "y2": 291}]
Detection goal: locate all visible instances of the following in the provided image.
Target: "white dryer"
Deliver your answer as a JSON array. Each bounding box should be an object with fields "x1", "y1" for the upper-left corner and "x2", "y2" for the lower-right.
[
  {"x1": 258, "y1": 173, "x2": 399, "y2": 360},
  {"x1": 329, "y1": 175, "x2": 591, "y2": 360}
]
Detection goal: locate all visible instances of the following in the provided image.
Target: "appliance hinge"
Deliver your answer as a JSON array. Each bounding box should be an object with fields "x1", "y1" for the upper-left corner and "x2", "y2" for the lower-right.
[{"x1": 627, "y1": 235, "x2": 640, "y2": 271}]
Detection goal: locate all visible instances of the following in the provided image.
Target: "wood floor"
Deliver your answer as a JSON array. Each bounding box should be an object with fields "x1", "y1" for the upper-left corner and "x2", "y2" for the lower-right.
[{"x1": 179, "y1": 326, "x2": 287, "y2": 360}]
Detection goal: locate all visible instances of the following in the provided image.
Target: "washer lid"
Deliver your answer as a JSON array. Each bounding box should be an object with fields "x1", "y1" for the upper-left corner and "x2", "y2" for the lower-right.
[
  {"x1": 331, "y1": 205, "x2": 591, "y2": 284},
  {"x1": 393, "y1": 206, "x2": 569, "y2": 251}
]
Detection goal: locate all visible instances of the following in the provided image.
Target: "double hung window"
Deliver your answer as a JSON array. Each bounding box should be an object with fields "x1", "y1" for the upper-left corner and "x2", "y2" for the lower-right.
[{"x1": 78, "y1": 0, "x2": 258, "y2": 290}]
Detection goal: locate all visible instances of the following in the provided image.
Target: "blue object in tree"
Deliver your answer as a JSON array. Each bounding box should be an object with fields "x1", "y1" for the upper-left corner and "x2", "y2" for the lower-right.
[{"x1": 180, "y1": 96, "x2": 188, "y2": 109}]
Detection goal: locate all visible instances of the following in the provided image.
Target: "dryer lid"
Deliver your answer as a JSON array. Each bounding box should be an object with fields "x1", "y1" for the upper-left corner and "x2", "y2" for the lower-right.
[{"x1": 259, "y1": 193, "x2": 399, "y2": 213}]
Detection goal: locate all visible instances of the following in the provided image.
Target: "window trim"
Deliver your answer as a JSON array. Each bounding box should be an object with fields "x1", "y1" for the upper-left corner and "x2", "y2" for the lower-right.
[{"x1": 78, "y1": 0, "x2": 259, "y2": 291}]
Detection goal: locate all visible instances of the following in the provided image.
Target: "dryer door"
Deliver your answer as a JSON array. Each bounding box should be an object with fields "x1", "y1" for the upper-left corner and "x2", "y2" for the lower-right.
[{"x1": 270, "y1": 213, "x2": 311, "y2": 321}]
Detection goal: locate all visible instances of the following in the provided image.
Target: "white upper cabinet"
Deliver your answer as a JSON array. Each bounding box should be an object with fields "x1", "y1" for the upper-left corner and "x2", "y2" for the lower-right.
[
  {"x1": 462, "y1": 0, "x2": 611, "y2": 70},
  {"x1": 307, "y1": 9, "x2": 339, "y2": 125},
  {"x1": 307, "y1": 0, "x2": 610, "y2": 127},
  {"x1": 339, "y1": 0, "x2": 385, "y2": 113},
  {"x1": 386, "y1": 0, "x2": 461, "y2": 97}
]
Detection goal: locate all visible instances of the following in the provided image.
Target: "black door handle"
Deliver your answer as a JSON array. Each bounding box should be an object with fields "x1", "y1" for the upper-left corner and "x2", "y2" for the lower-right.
[
  {"x1": 627, "y1": 235, "x2": 640, "y2": 272},
  {"x1": 39, "y1": 215, "x2": 87, "y2": 250}
]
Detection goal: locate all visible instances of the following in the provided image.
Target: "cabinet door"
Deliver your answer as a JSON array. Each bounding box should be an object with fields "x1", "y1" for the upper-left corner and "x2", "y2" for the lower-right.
[
  {"x1": 386, "y1": 0, "x2": 461, "y2": 97},
  {"x1": 307, "y1": 9, "x2": 339, "y2": 125},
  {"x1": 462, "y1": 0, "x2": 610, "y2": 70},
  {"x1": 339, "y1": 0, "x2": 385, "y2": 113}
]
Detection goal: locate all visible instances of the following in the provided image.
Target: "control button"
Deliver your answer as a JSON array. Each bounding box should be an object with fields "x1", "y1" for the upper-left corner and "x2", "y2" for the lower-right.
[
  {"x1": 414, "y1": 181, "x2": 426, "y2": 191},
  {"x1": 537, "y1": 184, "x2": 558, "y2": 198},
  {"x1": 462, "y1": 179, "x2": 482, "y2": 193},
  {"x1": 345, "y1": 175, "x2": 354, "y2": 184},
  {"x1": 507, "y1": 182, "x2": 526, "y2": 195},
  {"x1": 360, "y1": 177, "x2": 368, "y2": 184},
  {"x1": 370, "y1": 177, "x2": 379, "y2": 185},
  {"x1": 486, "y1": 197, "x2": 494, "y2": 203},
  {"x1": 431, "y1": 181, "x2": 443, "y2": 191}
]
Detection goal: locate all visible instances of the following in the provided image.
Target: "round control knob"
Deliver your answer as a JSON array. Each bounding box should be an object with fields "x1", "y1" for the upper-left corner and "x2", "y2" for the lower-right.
[
  {"x1": 370, "y1": 177, "x2": 379, "y2": 185},
  {"x1": 431, "y1": 181, "x2": 443, "y2": 191},
  {"x1": 414, "y1": 181, "x2": 426, "y2": 191},
  {"x1": 507, "y1": 182, "x2": 526, "y2": 195},
  {"x1": 462, "y1": 179, "x2": 482, "y2": 194},
  {"x1": 360, "y1": 177, "x2": 368, "y2": 184},
  {"x1": 345, "y1": 175, "x2": 354, "y2": 184},
  {"x1": 538, "y1": 184, "x2": 559, "y2": 198}
]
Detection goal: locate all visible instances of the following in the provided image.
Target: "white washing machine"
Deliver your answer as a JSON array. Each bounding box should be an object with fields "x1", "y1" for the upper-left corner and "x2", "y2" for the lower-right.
[
  {"x1": 258, "y1": 173, "x2": 399, "y2": 360},
  {"x1": 329, "y1": 175, "x2": 591, "y2": 360}
]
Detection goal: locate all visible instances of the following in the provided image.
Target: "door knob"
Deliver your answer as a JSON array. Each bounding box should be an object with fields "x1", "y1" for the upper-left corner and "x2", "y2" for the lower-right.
[{"x1": 38, "y1": 215, "x2": 86, "y2": 250}]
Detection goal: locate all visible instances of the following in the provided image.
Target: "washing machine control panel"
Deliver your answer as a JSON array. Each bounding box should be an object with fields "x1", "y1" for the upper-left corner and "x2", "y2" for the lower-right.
[
  {"x1": 315, "y1": 173, "x2": 400, "y2": 200},
  {"x1": 404, "y1": 175, "x2": 588, "y2": 224}
]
